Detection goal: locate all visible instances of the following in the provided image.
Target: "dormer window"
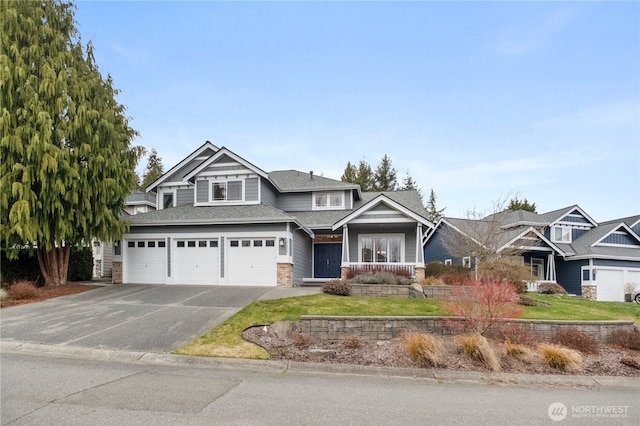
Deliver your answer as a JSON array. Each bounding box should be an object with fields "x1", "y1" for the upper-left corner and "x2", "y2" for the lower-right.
[
  {"x1": 552, "y1": 226, "x2": 572, "y2": 243},
  {"x1": 314, "y1": 192, "x2": 344, "y2": 210},
  {"x1": 212, "y1": 180, "x2": 242, "y2": 202}
]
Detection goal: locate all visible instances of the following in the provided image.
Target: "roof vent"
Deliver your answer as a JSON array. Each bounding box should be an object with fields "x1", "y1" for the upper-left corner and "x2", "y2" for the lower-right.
[{"x1": 309, "y1": 171, "x2": 314, "y2": 179}]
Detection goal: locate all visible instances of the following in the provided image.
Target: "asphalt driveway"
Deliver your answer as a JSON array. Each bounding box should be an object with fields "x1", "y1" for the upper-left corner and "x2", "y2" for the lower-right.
[{"x1": 0, "y1": 284, "x2": 274, "y2": 353}]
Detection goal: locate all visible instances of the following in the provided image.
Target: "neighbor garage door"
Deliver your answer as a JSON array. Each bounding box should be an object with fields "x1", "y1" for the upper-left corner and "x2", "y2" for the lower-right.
[
  {"x1": 596, "y1": 268, "x2": 640, "y2": 301},
  {"x1": 173, "y1": 238, "x2": 220, "y2": 285},
  {"x1": 227, "y1": 238, "x2": 277, "y2": 286},
  {"x1": 124, "y1": 240, "x2": 167, "y2": 284}
]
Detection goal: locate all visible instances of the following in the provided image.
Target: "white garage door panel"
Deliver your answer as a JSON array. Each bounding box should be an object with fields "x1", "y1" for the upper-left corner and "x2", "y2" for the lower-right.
[
  {"x1": 125, "y1": 240, "x2": 167, "y2": 284},
  {"x1": 173, "y1": 239, "x2": 219, "y2": 285},
  {"x1": 227, "y1": 239, "x2": 276, "y2": 286},
  {"x1": 596, "y1": 268, "x2": 640, "y2": 302}
]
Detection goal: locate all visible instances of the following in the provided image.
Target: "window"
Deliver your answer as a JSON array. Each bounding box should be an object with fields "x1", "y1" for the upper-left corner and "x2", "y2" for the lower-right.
[
  {"x1": 209, "y1": 240, "x2": 218, "y2": 248},
  {"x1": 137, "y1": 241, "x2": 145, "y2": 248},
  {"x1": 148, "y1": 241, "x2": 156, "y2": 248},
  {"x1": 198, "y1": 241, "x2": 207, "y2": 247},
  {"x1": 314, "y1": 192, "x2": 344, "y2": 209},
  {"x1": 212, "y1": 181, "x2": 242, "y2": 201},
  {"x1": 114, "y1": 241, "x2": 121, "y2": 256},
  {"x1": 552, "y1": 226, "x2": 571, "y2": 243},
  {"x1": 265, "y1": 240, "x2": 275, "y2": 247},
  {"x1": 158, "y1": 241, "x2": 166, "y2": 248},
  {"x1": 128, "y1": 241, "x2": 135, "y2": 248},
  {"x1": 462, "y1": 257, "x2": 471, "y2": 268},
  {"x1": 187, "y1": 241, "x2": 196, "y2": 247},
  {"x1": 177, "y1": 241, "x2": 185, "y2": 248},
  {"x1": 359, "y1": 235, "x2": 402, "y2": 263},
  {"x1": 242, "y1": 240, "x2": 251, "y2": 247},
  {"x1": 253, "y1": 240, "x2": 263, "y2": 247},
  {"x1": 444, "y1": 259, "x2": 452, "y2": 265},
  {"x1": 230, "y1": 240, "x2": 239, "y2": 247},
  {"x1": 163, "y1": 192, "x2": 174, "y2": 209}
]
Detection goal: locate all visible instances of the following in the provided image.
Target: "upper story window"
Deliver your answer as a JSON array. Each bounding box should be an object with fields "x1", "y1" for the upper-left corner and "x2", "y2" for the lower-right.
[
  {"x1": 212, "y1": 180, "x2": 243, "y2": 202},
  {"x1": 162, "y1": 192, "x2": 174, "y2": 209},
  {"x1": 313, "y1": 192, "x2": 344, "y2": 210},
  {"x1": 552, "y1": 226, "x2": 572, "y2": 243}
]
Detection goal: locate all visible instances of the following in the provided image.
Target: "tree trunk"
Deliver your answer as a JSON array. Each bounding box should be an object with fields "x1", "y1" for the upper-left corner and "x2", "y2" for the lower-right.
[{"x1": 37, "y1": 245, "x2": 71, "y2": 287}]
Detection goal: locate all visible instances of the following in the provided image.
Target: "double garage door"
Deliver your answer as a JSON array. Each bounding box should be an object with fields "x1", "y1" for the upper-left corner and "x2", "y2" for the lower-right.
[
  {"x1": 595, "y1": 268, "x2": 640, "y2": 302},
  {"x1": 124, "y1": 237, "x2": 277, "y2": 286}
]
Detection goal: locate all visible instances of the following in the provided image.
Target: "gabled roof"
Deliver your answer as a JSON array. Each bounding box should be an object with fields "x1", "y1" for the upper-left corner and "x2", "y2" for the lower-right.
[
  {"x1": 484, "y1": 209, "x2": 547, "y2": 229},
  {"x1": 332, "y1": 191, "x2": 433, "y2": 231},
  {"x1": 541, "y1": 205, "x2": 597, "y2": 227},
  {"x1": 146, "y1": 141, "x2": 219, "y2": 193},
  {"x1": 183, "y1": 146, "x2": 269, "y2": 181},
  {"x1": 268, "y1": 170, "x2": 361, "y2": 195},
  {"x1": 498, "y1": 226, "x2": 567, "y2": 256}
]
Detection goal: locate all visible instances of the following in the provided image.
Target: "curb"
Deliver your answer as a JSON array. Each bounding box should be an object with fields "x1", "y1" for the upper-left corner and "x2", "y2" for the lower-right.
[{"x1": 2, "y1": 340, "x2": 638, "y2": 390}]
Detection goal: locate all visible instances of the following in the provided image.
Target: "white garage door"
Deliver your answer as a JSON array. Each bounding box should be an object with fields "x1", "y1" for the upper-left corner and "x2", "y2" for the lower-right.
[
  {"x1": 227, "y1": 238, "x2": 277, "y2": 286},
  {"x1": 125, "y1": 240, "x2": 167, "y2": 284},
  {"x1": 173, "y1": 239, "x2": 220, "y2": 285},
  {"x1": 596, "y1": 268, "x2": 640, "y2": 302}
]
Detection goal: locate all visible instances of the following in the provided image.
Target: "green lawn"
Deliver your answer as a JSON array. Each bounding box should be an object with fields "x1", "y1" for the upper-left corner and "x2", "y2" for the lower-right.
[{"x1": 175, "y1": 293, "x2": 639, "y2": 359}]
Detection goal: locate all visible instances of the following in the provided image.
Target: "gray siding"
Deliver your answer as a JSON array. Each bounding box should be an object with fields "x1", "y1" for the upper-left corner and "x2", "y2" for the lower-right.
[
  {"x1": 196, "y1": 180, "x2": 208, "y2": 203},
  {"x1": 245, "y1": 178, "x2": 259, "y2": 201},
  {"x1": 293, "y1": 230, "x2": 313, "y2": 285},
  {"x1": 176, "y1": 188, "x2": 194, "y2": 206},
  {"x1": 261, "y1": 180, "x2": 277, "y2": 208},
  {"x1": 278, "y1": 193, "x2": 312, "y2": 211}
]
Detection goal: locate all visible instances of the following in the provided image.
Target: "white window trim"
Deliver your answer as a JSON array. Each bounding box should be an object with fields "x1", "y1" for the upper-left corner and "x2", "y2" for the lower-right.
[
  {"x1": 209, "y1": 178, "x2": 245, "y2": 203},
  {"x1": 313, "y1": 191, "x2": 345, "y2": 210},
  {"x1": 551, "y1": 225, "x2": 572, "y2": 243},
  {"x1": 357, "y1": 233, "x2": 404, "y2": 263},
  {"x1": 462, "y1": 256, "x2": 471, "y2": 268},
  {"x1": 159, "y1": 188, "x2": 176, "y2": 209},
  {"x1": 444, "y1": 259, "x2": 452, "y2": 265}
]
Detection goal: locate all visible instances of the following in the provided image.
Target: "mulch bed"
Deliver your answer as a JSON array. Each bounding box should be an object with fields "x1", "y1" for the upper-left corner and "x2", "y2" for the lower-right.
[{"x1": 1, "y1": 283, "x2": 100, "y2": 308}]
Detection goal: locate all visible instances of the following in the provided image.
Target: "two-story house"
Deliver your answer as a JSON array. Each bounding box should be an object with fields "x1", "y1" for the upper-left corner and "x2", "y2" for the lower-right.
[
  {"x1": 423, "y1": 206, "x2": 640, "y2": 301},
  {"x1": 113, "y1": 142, "x2": 433, "y2": 287}
]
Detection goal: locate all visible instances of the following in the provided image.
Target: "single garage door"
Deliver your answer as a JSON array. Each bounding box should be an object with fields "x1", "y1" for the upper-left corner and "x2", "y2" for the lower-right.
[
  {"x1": 227, "y1": 238, "x2": 277, "y2": 286},
  {"x1": 596, "y1": 268, "x2": 640, "y2": 301},
  {"x1": 124, "y1": 240, "x2": 167, "y2": 284},
  {"x1": 173, "y1": 239, "x2": 220, "y2": 285}
]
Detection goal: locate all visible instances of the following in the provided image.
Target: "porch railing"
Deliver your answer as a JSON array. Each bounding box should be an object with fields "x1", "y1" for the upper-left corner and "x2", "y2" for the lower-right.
[
  {"x1": 526, "y1": 280, "x2": 558, "y2": 292},
  {"x1": 347, "y1": 263, "x2": 416, "y2": 278}
]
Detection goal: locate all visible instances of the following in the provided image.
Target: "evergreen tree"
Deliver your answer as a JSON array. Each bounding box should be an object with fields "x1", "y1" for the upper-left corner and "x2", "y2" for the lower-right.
[
  {"x1": 140, "y1": 148, "x2": 164, "y2": 191},
  {"x1": 373, "y1": 154, "x2": 398, "y2": 191},
  {"x1": 1, "y1": 0, "x2": 141, "y2": 286},
  {"x1": 425, "y1": 188, "x2": 446, "y2": 223},
  {"x1": 340, "y1": 161, "x2": 358, "y2": 185},
  {"x1": 508, "y1": 196, "x2": 537, "y2": 213},
  {"x1": 355, "y1": 160, "x2": 375, "y2": 191},
  {"x1": 399, "y1": 174, "x2": 424, "y2": 204}
]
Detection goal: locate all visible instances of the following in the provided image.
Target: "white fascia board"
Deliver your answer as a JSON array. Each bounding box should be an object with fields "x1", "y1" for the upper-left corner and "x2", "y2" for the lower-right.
[
  {"x1": 498, "y1": 227, "x2": 567, "y2": 257},
  {"x1": 591, "y1": 223, "x2": 640, "y2": 247},
  {"x1": 146, "y1": 141, "x2": 219, "y2": 193},
  {"x1": 332, "y1": 195, "x2": 433, "y2": 231},
  {"x1": 564, "y1": 254, "x2": 640, "y2": 262},
  {"x1": 550, "y1": 205, "x2": 598, "y2": 227},
  {"x1": 183, "y1": 147, "x2": 269, "y2": 182}
]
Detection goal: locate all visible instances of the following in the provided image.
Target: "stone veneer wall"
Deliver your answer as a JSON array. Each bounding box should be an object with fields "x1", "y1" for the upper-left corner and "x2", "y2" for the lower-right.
[
  {"x1": 277, "y1": 263, "x2": 293, "y2": 287},
  {"x1": 350, "y1": 284, "x2": 410, "y2": 298},
  {"x1": 581, "y1": 284, "x2": 597, "y2": 301},
  {"x1": 298, "y1": 316, "x2": 635, "y2": 344},
  {"x1": 112, "y1": 261, "x2": 122, "y2": 284}
]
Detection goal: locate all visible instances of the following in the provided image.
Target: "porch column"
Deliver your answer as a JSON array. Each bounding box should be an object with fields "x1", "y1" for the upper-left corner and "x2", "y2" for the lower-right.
[
  {"x1": 342, "y1": 225, "x2": 349, "y2": 263},
  {"x1": 546, "y1": 253, "x2": 556, "y2": 281},
  {"x1": 416, "y1": 224, "x2": 424, "y2": 263}
]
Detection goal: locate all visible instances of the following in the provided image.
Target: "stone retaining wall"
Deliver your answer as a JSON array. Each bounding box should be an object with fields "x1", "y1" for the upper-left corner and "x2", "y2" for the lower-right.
[
  {"x1": 349, "y1": 284, "x2": 410, "y2": 298},
  {"x1": 298, "y1": 316, "x2": 635, "y2": 344}
]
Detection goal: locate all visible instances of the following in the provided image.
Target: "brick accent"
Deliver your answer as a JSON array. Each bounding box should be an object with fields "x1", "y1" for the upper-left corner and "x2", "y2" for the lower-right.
[
  {"x1": 582, "y1": 284, "x2": 597, "y2": 301},
  {"x1": 341, "y1": 266, "x2": 350, "y2": 281},
  {"x1": 298, "y1": 316, "x2": 635, "y2": 344},
  {"x1": 414, "y1": 266, "x2": 425, "y2": 282},
  {"x1": 277, "y1": 263, "x2": 293, "y2": 287},
  {"x1": 349, "y1": 284, "x2": 410, "y2": 298},
  {"x1": 112, "y1": 261, "x2": 122, "y2": 284}
]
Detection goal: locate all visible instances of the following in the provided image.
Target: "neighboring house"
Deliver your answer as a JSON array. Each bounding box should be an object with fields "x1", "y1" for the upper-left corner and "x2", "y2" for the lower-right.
[
  {"x1": 423, "y1": 206, "x2": 640, "y2": 302},
  {"x1": 92, "y1": 191, "x2": 157, "y2": 278},
  {"x1": 113, "y1": 142, "x2": 433, "y2": 287}
]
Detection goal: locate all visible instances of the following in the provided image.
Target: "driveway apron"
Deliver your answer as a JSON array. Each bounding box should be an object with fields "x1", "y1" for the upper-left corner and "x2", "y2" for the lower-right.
[{"x1": 0, "y1": 285, "x2": 271, "y2": 353}]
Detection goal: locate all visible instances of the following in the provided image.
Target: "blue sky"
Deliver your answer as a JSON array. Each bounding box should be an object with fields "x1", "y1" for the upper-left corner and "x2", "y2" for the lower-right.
[{"x1": 74, "y1": 1, "x2": 639, "y2": 222}]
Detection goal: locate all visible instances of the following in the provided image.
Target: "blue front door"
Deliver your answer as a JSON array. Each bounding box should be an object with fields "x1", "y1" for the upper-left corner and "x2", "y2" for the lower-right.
[{"x1": 314, "y1": 243, "x2": 342, "y2": 278}]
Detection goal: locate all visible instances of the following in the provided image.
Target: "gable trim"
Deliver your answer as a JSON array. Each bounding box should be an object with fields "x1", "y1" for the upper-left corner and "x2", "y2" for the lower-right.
[
  {"x1": 183, "y1": 147, "x2": 269, "y2": 182},
  {"x1": 592, "y1": 223, "x2": 640, "y2": 248},
  {"x1": 549, "y1": 205, "x2": 597, "y2": 228},
  {"x1": 498, "y1": 227, "x2": 567, "y2": 257},
  {"x1": 331, "y1": 194, "x2": 433, "y2": 231}
]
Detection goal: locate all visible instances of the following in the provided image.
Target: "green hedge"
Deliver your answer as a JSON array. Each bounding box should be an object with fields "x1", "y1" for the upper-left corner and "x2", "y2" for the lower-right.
[{"x1": 1, "y1": 247, "x2": 93, "y2": 286}]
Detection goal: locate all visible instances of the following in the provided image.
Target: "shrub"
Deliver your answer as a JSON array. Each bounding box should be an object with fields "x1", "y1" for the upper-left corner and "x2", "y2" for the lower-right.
[
  {"x1": 504, "y1": 339, "x2": 535, "y2": 362},
  {"x1": 322, "y1": 280, "x2": 351, "y2": 296},
  {"x1": 477, "y1": 259, "x2": 535, "y2": 294},
  {"x1": 68, "y1": 247, "x2": 93, "y2": 281},
  {"x1": 454, "y1": 333, "x2": 501, "y2": 371},
  {"x1": 291, "y1": 332, "x2": 311, "y2": 348},
  {"x1": 538, "y1": 344, "x2": 582, "y2": 371},
  {"x1": 7, "y1": 280, "x2": 43, "y2": 300},
  {"x1": 487, "y1": 325, "x2": 540, "y2": 347},
  {"x1": 442, "y1": 278, "x2": 523, "y2": 335},
  {"x1": 347, "y1": 265, "x2": 412, "y2": 280},
  {"x1": 1, "y1": 250, "x2": 41, "y2": 285},
  {"x1": 440, "y1": 271, "x2": 474, "y2": 286},
  {"x1": 551, "y1": 329, "x2": 599, "y2": 354},
  {"x1": 620, "y1": 356, "x2": 640, "y2": 370},
  {"x1": 341, "y1": 336, "x2": 363, "y2": 349},
  {"x1": 607, "y1": 330, "x2": 640, "y2": 350},
  {"x1": 419, "y1": 276, "x2": 445, "y2": 286},
  {"x1": 350, "y1": 271, "x2": 413, "y2": 285},
  {"x1": 537, "y1": 282, "x2": 568, "y2": 295},
  {"x1": 424, "y1": 262, "x2": 470, "y2": 277},
  {"x1": 401, "y1": 332, "x2": 442, "y2": 367},
  {"x1": 0, "y1": 287, "x2": 7, "y2": 302}
]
